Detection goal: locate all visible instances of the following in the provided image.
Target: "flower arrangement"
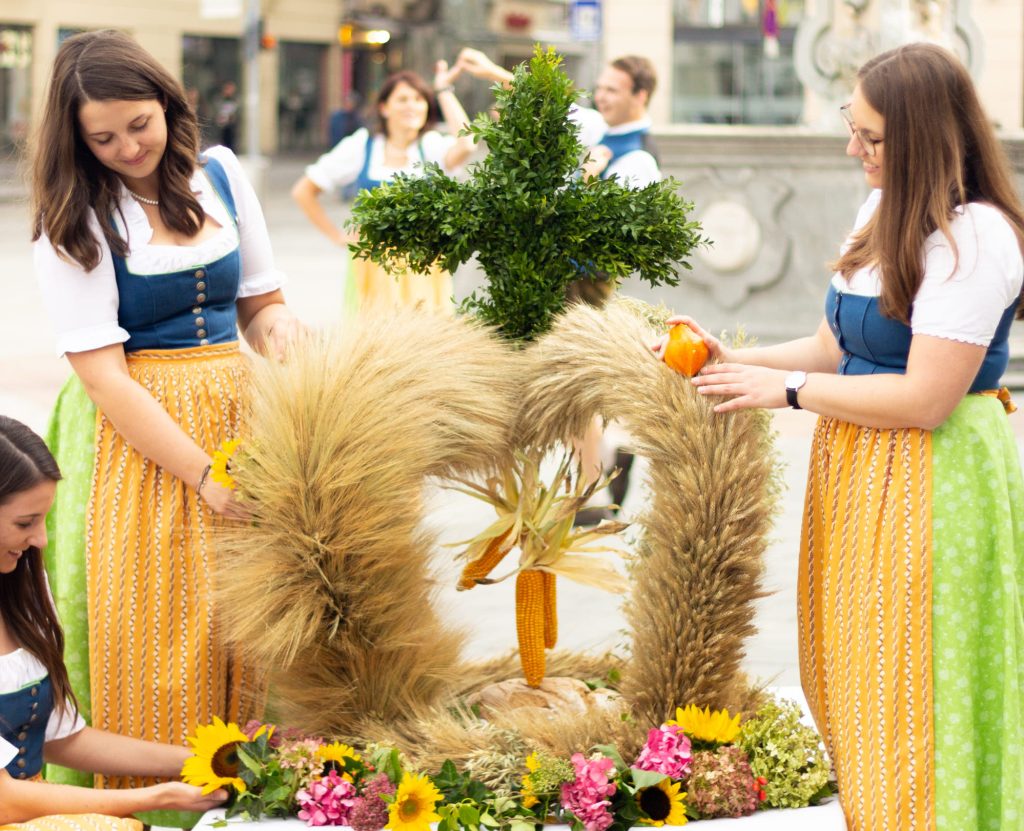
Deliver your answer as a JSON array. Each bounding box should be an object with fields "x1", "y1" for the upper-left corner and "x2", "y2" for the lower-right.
[{"x1": 182, "y1": 697, "x2": 834, "y2": 827}]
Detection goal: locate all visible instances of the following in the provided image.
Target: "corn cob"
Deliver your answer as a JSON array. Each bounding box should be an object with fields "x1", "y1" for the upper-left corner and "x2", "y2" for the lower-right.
[
  {"x1": 516, "y1": 569, "x2": 547, "y2": 687},
  {"x1": 542, "y1": 570, "x2": 557, "y2": 649},
  {"x1": 458, "y1": 528, "x2": 513, "y2": 590}
]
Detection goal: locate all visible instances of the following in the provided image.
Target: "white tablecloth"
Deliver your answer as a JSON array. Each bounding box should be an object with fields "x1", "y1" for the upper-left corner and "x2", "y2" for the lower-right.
[{"x1": 196, "y1": 799, "x2": 846, "y2": 830}]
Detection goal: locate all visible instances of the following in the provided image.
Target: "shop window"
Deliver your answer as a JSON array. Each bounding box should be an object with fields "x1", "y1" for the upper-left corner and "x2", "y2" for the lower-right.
[
  {"x1": 673, "y1": 0, "x2": 805, "y2": 124},
  {"x1": 278, "y1": 41, "x2": 327, "y2": 153},
  {"x1": 0, "y1": 25, "x2": 32, "y2": 150},
  {"x1": 183, "y1": 34, "x2": 242, "y2": 149}
]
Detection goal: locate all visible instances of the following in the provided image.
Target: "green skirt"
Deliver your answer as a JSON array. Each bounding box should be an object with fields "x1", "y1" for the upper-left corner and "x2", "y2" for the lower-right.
[{"x1": 43, "y1": 375, "x2": 96, "y2": 789}]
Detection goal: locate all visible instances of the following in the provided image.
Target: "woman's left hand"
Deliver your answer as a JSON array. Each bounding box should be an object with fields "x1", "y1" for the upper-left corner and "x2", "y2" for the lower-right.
[
  {"x1": 691, "y1": 363, "x2": 790, "y2": 413},
  {"x1": 434, "y1": 59, "x2": 463, "y2": 92},
  {"x1": 264, "y1": 314, "x2": 305, "y2": 362}
]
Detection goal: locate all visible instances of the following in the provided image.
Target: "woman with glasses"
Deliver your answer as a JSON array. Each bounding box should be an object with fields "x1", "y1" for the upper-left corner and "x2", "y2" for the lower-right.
[{"x1": 657, "y1": 43, "x2": 1023, "y2": 831}]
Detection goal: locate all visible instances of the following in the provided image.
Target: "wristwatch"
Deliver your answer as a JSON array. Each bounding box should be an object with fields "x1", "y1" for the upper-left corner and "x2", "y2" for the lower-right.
[{"x1": 785, "y1": 370, "x2": 808, "y2": 410}]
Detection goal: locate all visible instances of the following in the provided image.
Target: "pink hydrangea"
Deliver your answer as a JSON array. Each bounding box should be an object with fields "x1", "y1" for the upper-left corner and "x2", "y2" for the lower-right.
[
  {"x1": 560, "y1": 752, "x2": 617, "y2": 831},
  {"x1": 296, "y1": 769, "x2": 358, "y2": 827},
  {"x1": 633, "y1": 724, "x2": 693, "y2": 779}
]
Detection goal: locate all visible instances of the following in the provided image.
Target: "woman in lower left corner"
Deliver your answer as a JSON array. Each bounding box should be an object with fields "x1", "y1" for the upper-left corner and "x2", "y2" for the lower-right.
[{"x1": 0, "y1": 415, "x2": 227, "y2": 828}]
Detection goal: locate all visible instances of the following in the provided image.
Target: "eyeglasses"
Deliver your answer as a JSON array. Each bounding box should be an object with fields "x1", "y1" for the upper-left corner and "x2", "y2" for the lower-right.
[{"x1": 840, "y1": 104, "x2": 883, "y2": 157}]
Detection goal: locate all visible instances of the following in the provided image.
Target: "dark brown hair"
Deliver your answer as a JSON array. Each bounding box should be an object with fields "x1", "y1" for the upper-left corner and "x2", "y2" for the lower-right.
[
  {"x1": 30, "y1": 29, "x2": 203, "y2": 272},
  {"x1": 0, "y1": 416, "x2": 77, "y2": 719},
  {"x1": 835, "y1": 43, "x2": 1024, "y2": 322},
  {"x1": 374, "y1": 70, "x2": 437, "y2": 138},
  {"x1": 610, "y1": 55, "x2": 657, "y2": 102}
]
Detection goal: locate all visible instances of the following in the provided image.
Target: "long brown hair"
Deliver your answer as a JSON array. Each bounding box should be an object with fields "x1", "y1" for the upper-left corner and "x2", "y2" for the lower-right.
[
  {"x1": 374, "y1": 71, "x2": 437, "y2": 138},
  {"x1": 30, "y1": 29, "x2": 203, "y2": 272},
  {"x1": 834, "y1": 43, "x2": 1024, "y2": 322},
  {"x1": 0, "y1": 417, "x2": 77, "y2": 718}
]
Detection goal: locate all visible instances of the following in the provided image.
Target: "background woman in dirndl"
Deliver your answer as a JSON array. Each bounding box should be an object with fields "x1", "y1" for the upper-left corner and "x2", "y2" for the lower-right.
[{"x1": 291, "y1": 66, "x2": 476, "y2": 316}]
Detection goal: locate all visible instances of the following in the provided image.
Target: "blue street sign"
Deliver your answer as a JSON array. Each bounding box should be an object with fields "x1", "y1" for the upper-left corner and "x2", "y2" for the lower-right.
[{"x1": 570, "y1": 0, "x2": 602, "y2": 41}]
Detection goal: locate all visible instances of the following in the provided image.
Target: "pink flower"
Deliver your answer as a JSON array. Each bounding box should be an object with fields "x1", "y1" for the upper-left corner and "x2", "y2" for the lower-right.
[
  {"x1": 560, "y1": 753, "x2": 617, "y2": 831},
  {"x1": 296, "y1": 770, "x2": 358, "y2": 827},
  {"x1": 349, "y1": 773, "x2": 395, "y2": 831},
  {"x1": 633, "y1": 724, "x2": 693, "y2": 779}
]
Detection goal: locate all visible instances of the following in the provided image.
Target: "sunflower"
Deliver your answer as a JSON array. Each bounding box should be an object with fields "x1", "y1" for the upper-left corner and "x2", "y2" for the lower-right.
[
  {"x1": 210, "y1": 438, "x2": 241, "y2": 489},
  {"x1": 181, "y1": 716, "x2": 266, "y2": 795},
  {"x1": 668, "y1": 705, "x2": 742, "y2": 745},
  {"x1": 387, "y1": 772, "x2": 443, "y2": 831},
  {"x1": 318, "y1": 741, "x2": 362, "y2": 779},
  {"x1": 637, "y1": 778, "x2": 688, "y2": 826}
]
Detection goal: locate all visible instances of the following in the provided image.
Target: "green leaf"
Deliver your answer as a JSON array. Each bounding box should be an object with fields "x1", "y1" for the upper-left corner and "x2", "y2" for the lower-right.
[
  {"x1": 236, "y1": 745, "x2": 261, "y2": 774},
  {"x1": 628, "y1": 768, "x2": 668, "y2": 791},
  {"x1": 459, "y1": 804, "x2": 481, "y2": 827}
]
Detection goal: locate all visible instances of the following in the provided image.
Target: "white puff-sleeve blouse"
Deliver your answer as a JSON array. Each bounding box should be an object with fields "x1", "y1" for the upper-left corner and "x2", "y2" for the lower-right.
[
  {"x1": 0, "y1": 648, "x2": 85, "y2": 743},
  {"x1": 34, "y1": 145, "x2": 287, "y2": 357},
  {"x1": 832, "y1": 189, "x2": 1023, "y2": 347}
]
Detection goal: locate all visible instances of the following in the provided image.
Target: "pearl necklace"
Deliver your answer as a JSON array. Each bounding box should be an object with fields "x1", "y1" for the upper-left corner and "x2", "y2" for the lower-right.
[{"x1": 126, "y1": 188, "x2": 159, "y2": 206}]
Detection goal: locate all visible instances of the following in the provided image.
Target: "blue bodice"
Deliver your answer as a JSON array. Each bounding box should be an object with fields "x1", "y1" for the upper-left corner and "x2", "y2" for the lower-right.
[
  {"x1": 0, "y1": 675, "x2": 51, "y2": 780},
  {"x1": 825, "y1": 283, "x2": 1019, "y2": 393},
  {"x1": 114, "y1": 157, "x2": 241, "y2": 353},
  {"x1": 354, "y1": 133, "x2": 426, "y2": 194},
  {"x1": 599, "y1": 127, "x2": 652, "y2": 180}
]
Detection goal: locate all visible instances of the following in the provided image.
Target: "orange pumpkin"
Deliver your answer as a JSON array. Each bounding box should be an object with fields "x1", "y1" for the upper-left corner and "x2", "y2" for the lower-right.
[{"x1": 663, "y1": 323, "x2": 709, "y2": 377}]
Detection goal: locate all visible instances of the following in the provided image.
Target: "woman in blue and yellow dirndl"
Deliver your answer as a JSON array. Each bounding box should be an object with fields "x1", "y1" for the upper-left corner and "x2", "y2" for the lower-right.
[
  {"x1": 30, "y1": 30, "x2": 300, "y2": 790},
  {"x1": 662, "y1": 43, "x2": 1024, "y2": 831},
  {"x1": 291, "y1": 67, "x2": 476, "y2": 316}
]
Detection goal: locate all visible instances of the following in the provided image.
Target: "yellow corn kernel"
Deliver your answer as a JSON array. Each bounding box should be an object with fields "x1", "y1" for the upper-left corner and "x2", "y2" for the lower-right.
[
  {"x1": 542, "y1": 570, "x2": 557, "y2": 649},
  {"x1": 516, "y1": 570, "x2": 546, "y2": 687},
  {"x1": 458, "y1": 529, "x2": 512, "y2": 590}
]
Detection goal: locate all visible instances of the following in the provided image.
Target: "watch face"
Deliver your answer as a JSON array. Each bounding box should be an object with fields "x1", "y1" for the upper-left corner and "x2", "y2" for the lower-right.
[{"x1": 785, "y1": 370, "x2": 807, "y2": 391}]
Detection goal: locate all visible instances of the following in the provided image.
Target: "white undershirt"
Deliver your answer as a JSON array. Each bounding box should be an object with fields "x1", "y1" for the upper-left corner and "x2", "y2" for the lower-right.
[
  {"x1": 0, "y1": 735, "x2": 15, "y2": 768},
  {"x1": 832, "y1": 189, "x2": 1023, "y2": 346},
  {"x1": 34, "y1": 145, "x2": 287, "y2": 357}
]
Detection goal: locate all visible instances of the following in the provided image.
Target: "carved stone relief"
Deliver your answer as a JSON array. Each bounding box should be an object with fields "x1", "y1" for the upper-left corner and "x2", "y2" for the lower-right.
[{"x1": 676, "y1": 168, "x2": 793, "y2": 309}]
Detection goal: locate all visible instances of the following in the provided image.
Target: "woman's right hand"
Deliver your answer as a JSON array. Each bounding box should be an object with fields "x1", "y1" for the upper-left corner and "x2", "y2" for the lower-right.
[
  {"x1": 455, "y1": 48, "x2": 513, "y2": 85},
  {"x1": 199, "y1": 477, "x2": 249, "y2": 520},
  {"x1": 651, "y1": 315, "x2": 732, "y2": 364},
  {"x1": 152, "y1": 781, "x2": 229, "y2": 812}
]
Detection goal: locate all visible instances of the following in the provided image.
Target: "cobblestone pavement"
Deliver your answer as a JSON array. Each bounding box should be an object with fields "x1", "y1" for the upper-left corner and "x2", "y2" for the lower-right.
[{"x1": 2, "y1": 158, "x2": 1021, "y2": 690}]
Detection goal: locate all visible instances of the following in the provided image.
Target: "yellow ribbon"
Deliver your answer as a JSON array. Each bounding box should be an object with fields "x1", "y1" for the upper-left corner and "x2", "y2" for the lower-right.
[{"x1": 978, "y1": 386, "x2": 1018, "y2": 415}]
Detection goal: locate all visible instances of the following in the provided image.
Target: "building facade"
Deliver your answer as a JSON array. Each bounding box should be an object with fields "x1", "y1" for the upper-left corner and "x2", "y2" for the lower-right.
[
  {"x1": 0, "y1": 0, "x2": 346, "y2": 155},
  {"x1": 1, "y1": 0, "x2": 1021, "y2": 155}
]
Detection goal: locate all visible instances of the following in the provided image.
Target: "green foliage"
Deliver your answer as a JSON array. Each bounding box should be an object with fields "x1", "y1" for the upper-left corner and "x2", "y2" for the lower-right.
[
  {"x1": 433, "y1": 758, "x2": 494, "y2": 805},
  {"x1": 228, "y1": 733, "x2": 303, "y2": 819},
  {"x1": 432, "y1": 759, "x2": 536, "y2": 831},
  {"x1": 369, "y1": 744, "x2": 406, "y2": 785},
  {"x1": 351, "y1": 46, "x2": 707, "y2": 341},
  {"x1": 737, "y1": 698, "x2": 833, "y2": 809}
]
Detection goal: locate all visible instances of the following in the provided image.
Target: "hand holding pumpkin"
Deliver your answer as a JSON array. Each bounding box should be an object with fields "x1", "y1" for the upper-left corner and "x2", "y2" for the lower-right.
[{"x1": 652, "y1": 316, "x2": 723, "y2": 375}]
